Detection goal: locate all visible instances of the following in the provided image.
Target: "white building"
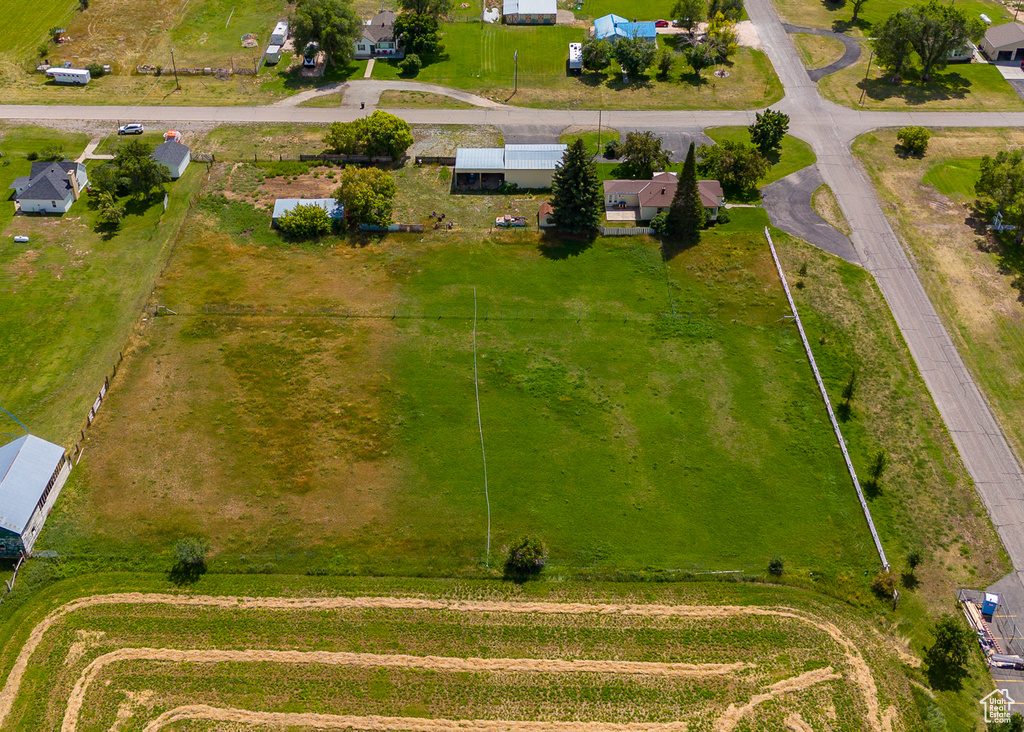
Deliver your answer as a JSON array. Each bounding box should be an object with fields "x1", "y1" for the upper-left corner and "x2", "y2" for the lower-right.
[
  {"x1": 45, "y1": 68, "x2": 90, "y2": 85},
  {"x1": 503, "y1": 0, "x2": 557, "y2": 24},
  {"x1": 151, "y1": 139, "x2": 191, "y2": 179},
  {"x1": 981, "y1": 22, "x2": 1024, "y2": 60},
  {"x1": 0, "y1": 435, "x2": 71, "y2": 558},
  {"x1": 603, "y1": 172, "x2": 725, "y2": 221},
  {"x1": 454, "y1": 144, "x2": 567, "y2": 189},
  {"x1": 9, "y1": 160, "x2": 88, "y2": 215}
]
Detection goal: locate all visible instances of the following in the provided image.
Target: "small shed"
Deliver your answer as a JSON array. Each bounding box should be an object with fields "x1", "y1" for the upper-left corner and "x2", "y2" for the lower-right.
[
  {"x1": 568, "y1": 42, "x2": 582, "y2": 72},
  {"x1": 538, "y1": 201, "x2": 555, "y2": 227},
  {"x1": 983, "y1": 592, "x2": 1000, "y2": 617},
  {"x1": 151, "y1": 139, "x2": 191, "y2": 179},
  {"x1": 271, "y1": 198, "x2": 345, "y2": 227},
  {"x1": 0, "y1": 435, "x2": 70, "y2": 558},
  {"x1": 981, "y1": 22, "x2": 1024, "y2": 60}
]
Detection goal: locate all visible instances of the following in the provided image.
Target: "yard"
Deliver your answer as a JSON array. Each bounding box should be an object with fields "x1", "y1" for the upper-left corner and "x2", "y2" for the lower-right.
[
  {"x1": 370, "y1": 23, "x2": 783, "y2": 110},
  {"x1": 852, "y1": 127, "x2": 1024, "y2": 466},
  {"x1": 0, "y1": 125, "x2": 204, "y2": 448},
  {"x1": 771, "y1": 0, "x2": 1009, "y2": 36},
  {"x1": 819, "y1": 44, "x2": 1024, "y2": 110}
]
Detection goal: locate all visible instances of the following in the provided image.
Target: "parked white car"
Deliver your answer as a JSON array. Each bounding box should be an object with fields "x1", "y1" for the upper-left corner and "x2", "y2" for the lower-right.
[{"x1": 118, "y1": 123, "x2": 144, "y2": 135}]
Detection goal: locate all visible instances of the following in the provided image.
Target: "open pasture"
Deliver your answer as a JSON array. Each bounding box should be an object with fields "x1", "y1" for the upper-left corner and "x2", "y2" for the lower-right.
[{"x1": 0, "y1": 580, "x2": 915, "y2": 732}]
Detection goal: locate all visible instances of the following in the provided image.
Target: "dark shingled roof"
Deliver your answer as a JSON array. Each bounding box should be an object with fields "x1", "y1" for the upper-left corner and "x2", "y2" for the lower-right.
[
  {"x1": 363, "y1": 10, "x2": 396, "y2": 42},
  {"x1": 18, "y1": 163, "x2": 73, "y2": 202},
  {"x1": 151, "y1": 139, "x2": 190, "y2": 167}
]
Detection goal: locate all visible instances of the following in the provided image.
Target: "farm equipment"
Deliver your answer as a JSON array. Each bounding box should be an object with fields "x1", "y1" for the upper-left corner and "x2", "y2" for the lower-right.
[{"x1": 495, "y1": 215, "x2": 527, "y2": 228}]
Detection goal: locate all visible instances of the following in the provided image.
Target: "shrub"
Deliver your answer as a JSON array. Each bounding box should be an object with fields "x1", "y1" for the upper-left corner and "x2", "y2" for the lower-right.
[
  {"x1": 277, "y1": 203, "x2": 333, "y2": 239},
  {"x1": 26, "y1": 151, "x2": 38, "y2": 161},
  {"x1": 871, "y1": 569, "x2": 897, "y2": 597},
  {"x1": 657, "y1": 51, "x2": 673, "y2": 78},
  {"x1": 897, "y1": 126, "x2": 930, "y2": 156},
  {"x1": 604, "y1": 140, "x2": 620, "y2": 159},
  {"x1": 174, "y1": 537, "x2": 211, "y2": 567},
  {"x1": 37, "y1": 44, "x2": 50, "y2": 59},
  {"x1": 504, "y1": 535, "x2": 547, "y2": 581},
  {"x1": 650, "y1": 211, "x2": 669, "y2": 235},
  {"x1": 399, "y1": 53, "x2": 422, "y2": 76},
  {"x1": 713, "y1": 208, "x2": 730, "y2": 225},
  {"x1": 768, "y1": 556, "x2": 784, "y2": 576},
  {"x1": 907, "y1": 548, "x2": 923, "y2": 571},
  {"x1": 86, "y1": 63, "x2": 106, "y2": 78}
]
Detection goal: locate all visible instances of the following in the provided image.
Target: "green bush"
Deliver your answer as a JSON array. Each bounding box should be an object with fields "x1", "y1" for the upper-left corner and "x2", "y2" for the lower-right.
[
  {"x1": 174, "y1": 537, "x2": 211, "y2": 567},
  {"x1": 255, "y1": 160, "x2": 311, "y2": 178},
  {"x1": 504, "y1": 535, "x2": 548, "y2": 581},
  {"x1": 604, "y1": 140, "x2": 620, "y2": 159},
  {"x1": 650, "y1": 211, "x2": 669, "y2": 235},
  {"x1": 768, "y1": 556, "x2": 784, "y2": 576},
  {"x1": 86, "y1": 63, "x2": 106, "y2": 78},
  {"x1": 399, "y1": 53, "x2": 422, "y2": 76},
  {"x1": 897, "y1": 126, "x2": 930, "y2": 156},
  {"x1": 276, "y1": 203, "x2": 334, "y2": 239},
  {"x1": 871, "y1": 569, "x2": 897, "y2": 597}
]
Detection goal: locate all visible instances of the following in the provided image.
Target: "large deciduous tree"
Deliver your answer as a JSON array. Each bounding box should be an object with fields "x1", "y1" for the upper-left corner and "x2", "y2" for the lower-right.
[
  {"x1": 697, "y1": 140, "x2": 769, "y2": 190},
  {"x1": 324, "y1": 111, "x2": 414, "y2": 159},
  {"x1": 707, "y1": 0, "x2": 743, "y2": 21},
  {"x1": 706, "y1": 12, "x2": 738, "y2": 60},
  {"x1": 665, "y1": 142, "x2": 705, "y2": 242},
  {"x1": 613, "y1": 36, "x2": 657, "y2": 78},
  {"x1": 925, "y1": 615, "x2": 972, "y2": 690},
  {"x1": 111, "y1": 139, "x2": 170, "y2": 199},
  {"x1": 620, "y1": 131, "x2": 672, "y2": 180},
  {"x1": 910, "y1": 0, "x2": 983, "y2": 81},
  {"x1": 395, "y1": 13, "x2": 442, "y2": 56},
  {"x1": 976, "y1": 148, "x2": 1024, "y2": 240},
  {"x1": 672, "y1": 0, "x2": 706, "y2": 35},
  {"x1": 398, "y1": 0, "x2": 452, "y2": 18},
  {"x1": 335, "y1": 167, "x2": 397, "y2": 228},
  {"x1": 277, "y1": 203, "x2": 334, "y2": 238},
  {"x1": 873, "y1": 9, "x2": 916, "y2": 83},
  {"x1": 549, "y1": 138, "x2": 602, "y2": 234},
  {"x1": 292, "y1": 0, "x2": 361, "y2": 68},
  {"x1": 581, "y1": 39, "x2": 613, "y2": 71},
  {"x1": 748, "y1": 108, "x2": 789, "y2": 156}
]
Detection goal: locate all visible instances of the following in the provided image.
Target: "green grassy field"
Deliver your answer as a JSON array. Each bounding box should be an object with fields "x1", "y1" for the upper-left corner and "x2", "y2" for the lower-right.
[
  {"x1": 705, "y1": 126, "x2": 817, "y2": 186},
  {"x1": 0, "y1": 125, "x2": 204, "y2": 448},
  {"x1": 772, "y1": 0, "x2": 1008, "y2": 35},
  {"x1": 818, "y1": 41, "x2": 1024, "y2": 110},
  {"x1": 370, "y1": 23, "x2": 783, "y2": 110},
  {"x1": 0, "y1": 0, "x2": 80, "y2": 56},
  {"x1": 921, "y1": 156, "x2": 983, "y2": 198},
  {"x1": 0, "y1": 574, "x2": 930, "y2": 732}
]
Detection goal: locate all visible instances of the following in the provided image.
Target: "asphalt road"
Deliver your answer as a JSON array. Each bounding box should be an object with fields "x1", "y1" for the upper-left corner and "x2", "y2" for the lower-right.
[{"x1": 4, "y1": 3, "x2": 1024, "y2": 572}]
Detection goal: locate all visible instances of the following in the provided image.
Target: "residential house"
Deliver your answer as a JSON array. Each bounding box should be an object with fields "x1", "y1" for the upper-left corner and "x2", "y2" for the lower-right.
[
  {"x1": 503, "y1": 0, "x2": 557, "y2": 25},
  {"x1": 151, "y1": 139, "x2": 191, "y2": 179},
  {"x1": 981, "y1": 22, "x2": 1024, "y2": 60},
  {"x1": 603, "y1": 172, "x2": 725, "y2": 221},
  {"x1": 592, "y1": 14, "x2": 657, "y2": 43},
  {"x1": 271, "y1": 198, "x2": 345, "y2": 228},
  {"x1": 0, "y1": 434, "x2": 71, "y2": 558},
  {"x1": 454, "y1": 144, "x2": 567, "y2": 189},
  {"x1": 354, "y1": 11, "x2": 404, "y2": 59},
  {"x1": 8, "y1": 160, "x2": 88, "y2": 215}
]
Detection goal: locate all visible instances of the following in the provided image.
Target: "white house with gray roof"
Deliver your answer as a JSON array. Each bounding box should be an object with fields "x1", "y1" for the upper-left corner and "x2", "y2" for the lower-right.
[
  {"x1": 0, "y1": 435, "x2": 70, "y2": 558},
  {"x1": 151, "y1": 139, "x2": 191, "y2": 179},
  {"x1": 354, "y1": 11, "x2": 404, "y2": 58},
  {"x1": 454, "y1": 144, "x2": 567, "y2": 189},
  {"x1": 9, "y1": 160, "x2": 87, "y2": 214}
]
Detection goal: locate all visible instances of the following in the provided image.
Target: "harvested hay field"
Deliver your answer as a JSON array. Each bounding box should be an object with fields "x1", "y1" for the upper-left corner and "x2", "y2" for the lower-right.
[{"x1": 0, "y1": 590, "x2": 909, "y2": 731}]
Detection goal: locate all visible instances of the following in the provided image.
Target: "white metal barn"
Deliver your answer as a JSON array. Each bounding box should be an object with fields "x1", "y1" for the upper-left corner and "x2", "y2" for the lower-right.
[
  {"x1": 151, "y1": 140, "x2": 191, "y2": 179},
  {"x1": 0, "y1": 435, "x2": 70, "y2": 558}
]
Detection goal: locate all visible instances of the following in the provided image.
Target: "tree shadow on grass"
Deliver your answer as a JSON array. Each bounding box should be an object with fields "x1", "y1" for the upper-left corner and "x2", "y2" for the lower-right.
[
  {"x1": 925, "y1": 655, "x2": 969, "y2": 692},
  {"x1": 538, "y1": 231, "x2": 594, "y2": 259},
  {"x1": 661, "y1": 236, "x2": 700, "y2": 260},
  {"x1": 968, "y1": 208, "x2": 1024, "y2": 304},
  {"x1": 863, "y1": 478, "x2": 883, "y2": 499},
  {"x1": 901, "y1": 571, "x2": 921, "y2": 589},
  {"x1": 280, "y1": 60, "x2": 364, "y2": 91},
  {"x1": 831, "y1": 17, "x2": 872, "y2": 34},
  {"x1": 857, "y1": 70, "x2": 972, "y2": 105},
  {"x1": 168, "y1": 560, "x2": 207, "y2": 587}
]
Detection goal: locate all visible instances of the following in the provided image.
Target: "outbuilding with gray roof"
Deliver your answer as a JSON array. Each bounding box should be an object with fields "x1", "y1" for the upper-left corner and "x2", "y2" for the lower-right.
[
  {"x1": 981, "y1": 22, "x2": 1024, "y2": 60},
  {"x1": 0, "y1": 435, "x2": 70, "y2": 558}
]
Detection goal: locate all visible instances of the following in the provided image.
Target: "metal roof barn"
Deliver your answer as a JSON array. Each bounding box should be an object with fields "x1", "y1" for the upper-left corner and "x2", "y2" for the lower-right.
[
  {"x1": 0, "y1": 435, "x2": 66, "y2": 535},
  {"x1": 504, "y1": 144, "x2": 566, "y2": 170},
  {"x1": 454, "y1": 148, "x2": 506, "y2": 171}
]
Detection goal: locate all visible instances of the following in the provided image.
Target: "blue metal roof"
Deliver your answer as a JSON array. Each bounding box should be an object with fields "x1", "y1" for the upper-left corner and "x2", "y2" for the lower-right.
[
  {"x1": 272, "y1": 198, "x2": 344, "y2": 220},
  {"x1": 0, "y1": 435, "x2": 65, "y2": 535},
  {"x1": 593, "y1": 14, "x2": 656, "y2": 41},
  {"x1": 454, "y1": 148, "x2": 505, "y2": 171},
  {"x1": 504, "y1": 144, "x2": 566, "y2": 170}
]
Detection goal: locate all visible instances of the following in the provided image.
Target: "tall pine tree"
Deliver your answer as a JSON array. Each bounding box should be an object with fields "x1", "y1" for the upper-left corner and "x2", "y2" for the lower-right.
[
  {"x1": 666, "y1": 142, "x2": 704, "y2": 242},
  {"x1": 550, "y1": 138, "x2": 603, "y2": 235}
]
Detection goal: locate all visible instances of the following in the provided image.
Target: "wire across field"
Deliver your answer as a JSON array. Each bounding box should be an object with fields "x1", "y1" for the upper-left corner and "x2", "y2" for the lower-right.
[{"x1": 0, "y1": 593, "x2": 896, "y2": 732}]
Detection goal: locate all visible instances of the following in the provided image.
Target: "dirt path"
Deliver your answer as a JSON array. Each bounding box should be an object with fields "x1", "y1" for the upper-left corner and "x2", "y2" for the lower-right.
[
  {"x1": 140, "y1": 705, "x2": 692, "y2": 732},
  {"x1": 714, "y1": 667, "x2": 841, "y2": 732},
  {"x1": 0, "y1": 593, "x2": 891, "y2": 732},
  {"x1": 62, "y1": 648, "x2": 750, "y2": 732}
]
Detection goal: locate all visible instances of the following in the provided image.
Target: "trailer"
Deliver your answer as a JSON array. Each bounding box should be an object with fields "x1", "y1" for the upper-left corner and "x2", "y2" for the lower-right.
[
  {"x1": 495, "y1": 215, "x2": 527, "y2": 228},
  {"x1": 271, "y1": 21, "x2": 289, "y2": 45},
  {"x1": 568, "y1": 42, "x2": 582, "y2": 72},
  {"x1": 265, "y1": 44, "x2": 282, "y2": 65},
  {"x1": 45, "y1": 67, "x2": 90, "y2": 85}
]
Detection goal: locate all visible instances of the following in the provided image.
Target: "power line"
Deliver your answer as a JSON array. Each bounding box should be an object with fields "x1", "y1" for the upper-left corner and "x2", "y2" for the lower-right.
[{"x1": 472, "y1": 287, "x2": 491, "y2": 565}]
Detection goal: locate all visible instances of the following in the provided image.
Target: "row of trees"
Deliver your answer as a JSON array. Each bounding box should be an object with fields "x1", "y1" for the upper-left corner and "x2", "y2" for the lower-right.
[{"x1": 873, "y1": 0, "x2": 984, "y2": 83}]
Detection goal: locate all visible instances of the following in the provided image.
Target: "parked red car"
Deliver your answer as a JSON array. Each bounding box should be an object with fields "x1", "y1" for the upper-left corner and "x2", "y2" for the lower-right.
[{"x1": 654, "y1": 19, "x2": 669, "y2": 27}]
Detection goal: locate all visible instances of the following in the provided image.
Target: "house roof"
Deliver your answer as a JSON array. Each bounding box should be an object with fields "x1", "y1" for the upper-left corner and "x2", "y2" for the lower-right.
[
  {"x1": 8, "y1": 176, "x2": 29, "y2": 191},
  {"x1": 455, "y1": 147, "x2": 507, "y2": 171},
  {"x1": 604, "y1": 174, "x2": 724, "y2": 209},
  {"x1": 505, "y1": 144, "x2": 566, "y2": 169},
  {"x1": 363, "y1": 10, "x2": 397, "y2": 42},
  {"x1": 593, "y1": 14, "x2": 656, "y2": 41},
  {"x1": 539, "y1": 201, "x2": 554, "y2": 216},
  {"x1": 151, "y1": 139, "x2": 190, "y2": 167},
  {"x1": 504, "y1": 0, "x2": 557, "y2": 15},
  {"x1": 985, "y1": 22, "x2": 1024, "y2": 49},
  {"x1": 272, "y1": 198, "x2": 344, "y2": 220},
  {"x1": 0, "y1": 435, "x2": 65, "y2": 535},
  {"x1": 12, "y1": 160, "x2": 84, "y2": 202}
]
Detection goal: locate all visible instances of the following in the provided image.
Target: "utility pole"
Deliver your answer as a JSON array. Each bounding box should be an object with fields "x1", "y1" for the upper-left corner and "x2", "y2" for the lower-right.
[
  {"x1": 171, "y1": 47, "x2": 180, "y2": 90},
  {"x1": 513, "y1": 49, "x2": 518, "y2": 95},
  {"x1": 858, "y1": 49, "x2": 874, "y2": 106},
  {"x1": 597, "y1": 109, "x2": 602, "y2": 153}
]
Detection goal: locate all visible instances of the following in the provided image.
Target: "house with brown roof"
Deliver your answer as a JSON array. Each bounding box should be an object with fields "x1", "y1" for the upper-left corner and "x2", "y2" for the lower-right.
[
  {"x1": 603, "y1": 172, "x2": 724, "y2": 222},
  {"x1": 538, "y1": 201, "x2": 555, "y2": 228},
  {"x1": 354, "y1": 11, "x2": 404, "y2": 59}
]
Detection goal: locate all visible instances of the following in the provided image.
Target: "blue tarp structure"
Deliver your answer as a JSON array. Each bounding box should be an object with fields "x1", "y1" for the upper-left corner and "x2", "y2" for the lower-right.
[{"x1": 593, "y1": 13, "x2": 657, "y2": 42}]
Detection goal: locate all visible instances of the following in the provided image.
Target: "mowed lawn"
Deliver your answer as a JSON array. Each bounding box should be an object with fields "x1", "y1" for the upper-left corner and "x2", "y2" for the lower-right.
[
  {"x1": 772, "y1": 0, "x2": 1007, "y2": 35},
  {"x1": 58, "y1": 190, "x2": 876, "y2": 575},
  {"x1": 0, "y1": 0, "x2": 80, "y2": 55},
  {"x1": 371, "y1": 23, "x2": 783, "y2": 109},
  {"x1": 0, "y1": 126, "x2": 203, "y2": 448}
]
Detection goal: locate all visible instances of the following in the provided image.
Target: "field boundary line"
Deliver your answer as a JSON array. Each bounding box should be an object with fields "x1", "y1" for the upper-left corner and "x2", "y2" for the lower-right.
[
  {"x1": 0, "y1": 592, "x2": 889, "y2": 732},
  {"x1": 472, "y1": 287, "x2": 492, "y2": 563},
  {"x1": 63, "y1": 648, "x2": 753, "y2": 732},
  {"x1": 764, "y1": 227, "x2": 889, "y2": 572},
  {"x1": 140, "y1": 705, "x2": 692, "y2": 732}
]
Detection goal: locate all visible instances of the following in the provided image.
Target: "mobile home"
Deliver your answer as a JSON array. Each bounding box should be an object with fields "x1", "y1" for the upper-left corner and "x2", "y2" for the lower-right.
[
  {"x1": 569, "y1": 42, "x2": 582, "y2": 72},
  {"x1": 45, "y1": 68, "x2": 90, "y2": 85},
  {"x1": 271, "y1": 21, "x2": 289, "y2": 45},
  {"x1": 265, "y1": 44, "x2": 282, "y2": 64}
]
